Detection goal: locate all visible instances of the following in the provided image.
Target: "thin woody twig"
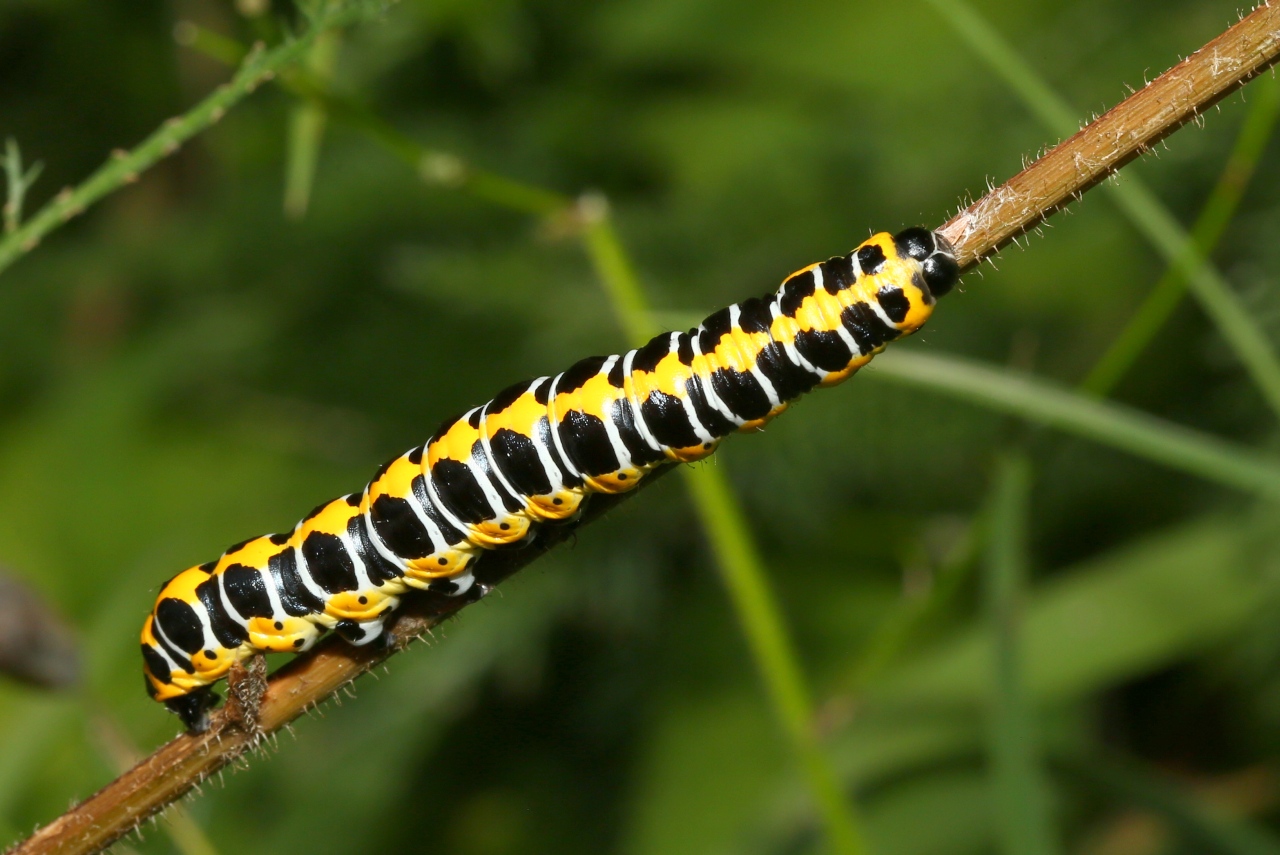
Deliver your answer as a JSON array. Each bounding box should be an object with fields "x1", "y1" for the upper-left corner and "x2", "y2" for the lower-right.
[
  {"x1": 935, "y1": 3, "x2": 1280, "y2": 267},
  {"x1": 10, "y1": 4, "x2": 1280, "y2": 855}
]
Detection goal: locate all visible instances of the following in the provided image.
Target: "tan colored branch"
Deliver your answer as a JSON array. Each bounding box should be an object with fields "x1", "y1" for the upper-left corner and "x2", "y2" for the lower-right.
[
  {"x1": 936, "y1": 3, "x2": 1280, "y2": 267},
  {"x1": 10, "y1": 4, "x2": 1280, "y2": 854}
]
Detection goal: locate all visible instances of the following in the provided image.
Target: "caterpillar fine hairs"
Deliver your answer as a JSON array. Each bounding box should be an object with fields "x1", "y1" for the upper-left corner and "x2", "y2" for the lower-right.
[{"x1": 141, "y1": 227, "x2": 960, "y2": 732}]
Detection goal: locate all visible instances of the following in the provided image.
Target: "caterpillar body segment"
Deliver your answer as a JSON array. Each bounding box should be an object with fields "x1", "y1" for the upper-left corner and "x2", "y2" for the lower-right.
[{"x1": 141, "y1": 227, "x2": 959, "y2": 732}]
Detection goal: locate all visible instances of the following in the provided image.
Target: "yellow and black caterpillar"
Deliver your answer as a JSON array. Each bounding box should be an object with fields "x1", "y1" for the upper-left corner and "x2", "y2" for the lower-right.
[{"x1": 141, "y1": 228, "x2": 959, "y2": 731}]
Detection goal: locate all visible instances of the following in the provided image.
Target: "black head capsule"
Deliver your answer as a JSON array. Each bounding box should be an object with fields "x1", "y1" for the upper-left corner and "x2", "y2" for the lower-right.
[
  {"x1": 893, "y1": 227, "x2": 959, "y2": 298},
  {"x1": 165, "y1": 686, "x2": 220, "y2": 734},
  {"x1": 893, "y1": 226, "x2": 935, "y2": 262}
]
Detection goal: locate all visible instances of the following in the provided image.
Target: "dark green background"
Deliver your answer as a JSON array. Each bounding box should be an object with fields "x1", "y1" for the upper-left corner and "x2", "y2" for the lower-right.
[{"x1": 1, "y1": 1, "x2": 1278, "y2": 853}]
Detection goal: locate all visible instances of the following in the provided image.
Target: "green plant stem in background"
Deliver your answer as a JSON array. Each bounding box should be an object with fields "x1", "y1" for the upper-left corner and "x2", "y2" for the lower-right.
[
  {"x1": 871, "y1": 351, "x2": 1280, "y2": 499},
  {"x1": 0, "y1": 1, "x2": 376, "y2": 279},
  {"x1": 1, "y1": 140, "x2": 44, "y2": 235},
  {"x1": 579, "y1": 210, "x2": 657, "y2": 346},
  {"x1": 682, "y1": 469, "x2": 868, "y2": 855},
  {"x1": 176, "y1": 22, "x2": 584, "y2": 218},
  {"x1": 579, "y1": 205, "x2": 869, "y2": 855},
  {"x1": 985, "y1": 453, "x2": 1060, "y2": 855},
  {"x1": 1055, "y1": 752, "x2": 1280, "y2": 855},
  {"x1": 1110, "y1": 177, "x2": 1280, "y2": 410},
  {"x1": 925, "y1": 0, "x2": 1280, "y2": 420},
  {"x1": 1081, "y1": 76, "x2": 1280, "y2": 396},
  {"x1": 283, "y1": 24, "x2": 342, "y2": 219},
  {"x1": 283, "y1": 66, "x2": 568, "y2": 216}
]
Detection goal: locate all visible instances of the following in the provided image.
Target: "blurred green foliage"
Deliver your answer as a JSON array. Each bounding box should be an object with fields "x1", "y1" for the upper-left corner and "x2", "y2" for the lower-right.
[{"x1": 2, "y1": 1, "x2": 1280, "y2": 853}]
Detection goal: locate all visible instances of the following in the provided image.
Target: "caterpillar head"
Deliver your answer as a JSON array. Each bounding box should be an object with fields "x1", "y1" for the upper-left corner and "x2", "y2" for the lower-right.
[
  {"x1": 164, "y1": 686, "x2": 219, "y2": 734},
  {"x1": 893, "y1": 227, "x2": 960, "y2": 298}
]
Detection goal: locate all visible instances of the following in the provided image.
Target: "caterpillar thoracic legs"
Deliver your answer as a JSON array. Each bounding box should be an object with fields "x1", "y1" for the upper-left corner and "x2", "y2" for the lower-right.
[{"x1": 141, "y1": 227, "x2": 959, "y2": 732}]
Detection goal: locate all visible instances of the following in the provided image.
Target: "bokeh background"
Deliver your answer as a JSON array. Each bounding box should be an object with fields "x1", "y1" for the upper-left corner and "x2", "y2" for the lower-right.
[{"x1": 2, "y1": 1, "x2": 1280, "y2": 853}]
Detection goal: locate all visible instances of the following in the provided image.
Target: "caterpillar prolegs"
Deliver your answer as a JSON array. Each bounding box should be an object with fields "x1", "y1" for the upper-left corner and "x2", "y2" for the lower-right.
[{"x1": 141, "y1": 227, "x2": 960, "y2": 731}]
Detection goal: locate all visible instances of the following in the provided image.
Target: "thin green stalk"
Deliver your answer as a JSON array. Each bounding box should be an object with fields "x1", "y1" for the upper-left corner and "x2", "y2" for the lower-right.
[
  {"x1": 1, "y1": 139, "x2": 44, "y2": 234},
  {"x1": 870, "y1": 350, "x2": 1280, "y2": 499},
  {"x1": 284, "y1": 24, "x2": 342, "y2": 218},
  {"x1": 926, "y1": 0, "x2": 1280, "y2": 421},
  {"x1": 683, "y1": 467, "x2": 868, "y2": 855},
  {"x1": 179, "y1": 25, "x2": 569, "y2": 218},
  {"x1": 0, "y1": 1, "x2": 377, "y2": 279},
  {"x1": 1108, "y1": 179, "x2": 1280, "y2": 415},
  {"x1": 1082, "y1": 76, "x2": 1280, "y2": 396},
  {"x1": 580, "y1": 212, "x2": 660, "y2": 345},
  {"x1": 283, "y1": 70, "x2": 569, "y2": 215},
  {"x1": 985, "y1": 453, "x2": 1060, "y2": 855},
  {"x1": 580, "y1": 209, "x2": 868, "y2": 855}
]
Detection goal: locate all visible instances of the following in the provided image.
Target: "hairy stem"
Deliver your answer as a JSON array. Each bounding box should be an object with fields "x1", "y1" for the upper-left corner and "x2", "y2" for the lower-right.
[{"x1": 926, "y1": 0, "x2": 1280, "y2": 411}]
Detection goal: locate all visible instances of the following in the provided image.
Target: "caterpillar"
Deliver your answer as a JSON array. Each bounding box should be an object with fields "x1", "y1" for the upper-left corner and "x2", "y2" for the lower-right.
[{"x1": 141, "y1": 227, "x2": 959, "y2": 732}]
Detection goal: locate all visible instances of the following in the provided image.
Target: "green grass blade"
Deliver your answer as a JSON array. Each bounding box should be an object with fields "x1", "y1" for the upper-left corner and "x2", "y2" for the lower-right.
[
  {"x1": 1082, "y1": 75, "x2": 1280, "y2": 396},
  {"x1": 683, "y1": 466, "x2": 869, "y2": 855},
  {"x1": 927, "y1": 0, "x2": 1280, "y2": 421},
  {"x1": 581, "y1": 212, "x2": 657, "y2": 346},
  {"x1": 284, "y1": 103, "x2": 327, "y2": 218},
  {"x1": 869, "y1": 350, "x2": 1280, "y2": 498},
  {"x1": 1056, "y1": 752, "x2": 1280, "y2": 855},
  {"x1": 581, "y1": 214, "x2": 869, "y2": 855},
  {"x1": 985, "y1": 453, "x2": 1060, "y2": 855}
]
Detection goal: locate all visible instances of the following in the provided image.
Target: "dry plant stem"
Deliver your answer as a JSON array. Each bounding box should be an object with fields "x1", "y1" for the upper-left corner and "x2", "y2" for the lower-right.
[
  {"x1": 936, "y1": 3, "x2": 1280, "y2": 267},
  {"x1": 11, "y1": 5, "x2": 1280, "y2": 855}
]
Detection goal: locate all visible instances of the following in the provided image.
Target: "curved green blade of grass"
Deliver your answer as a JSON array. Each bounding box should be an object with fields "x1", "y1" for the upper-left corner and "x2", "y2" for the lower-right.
[
  {"x1": 869, "y1": 350, "x2": 1280, "y2": 499},
  {"x1": 1082, "y1": 75, "x2": 1280, "y2": 396},
  {"x1": 985, "y1": 453, "x2": 1061, "y2": 855},
  {"x1": 925, "y1": 0, "x2": 1280, "y2": 421},
  {"x1": 582, "y1": 214, "x2": 869, "y2": 855}
]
